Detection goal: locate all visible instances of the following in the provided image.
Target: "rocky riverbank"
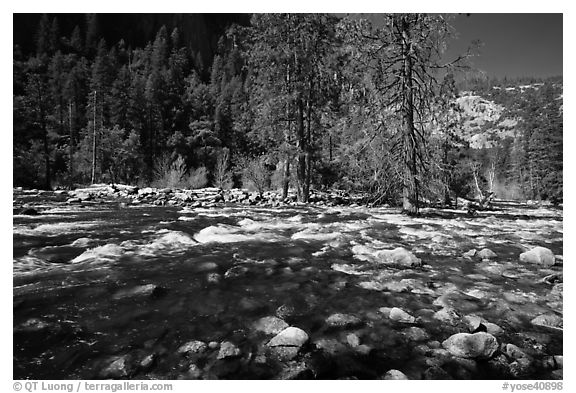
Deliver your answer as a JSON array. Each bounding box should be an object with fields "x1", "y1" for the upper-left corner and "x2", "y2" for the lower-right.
[{"x1": 14, "y1": 184, "x2": 364, "y2": 213}]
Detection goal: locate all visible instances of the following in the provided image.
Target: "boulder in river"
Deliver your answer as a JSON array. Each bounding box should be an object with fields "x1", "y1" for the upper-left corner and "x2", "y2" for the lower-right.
[
  {"x1": 389, "y1": 307, "x2": 417, "y2": 324},
  {"x1": 325, "y1": 313, "x2": 363, "y2": 328},
  {"x1": 352, "y1": 245, "x2": 422, "y2": 268},
  {"x1": 177, "y1": 340, "x2": 208, "y2": 355},
  {"x1": 503, "y1": 343, "x2": 530, "y2": 360},
  {"x1": 112, "y1": 284, "x2": 164, "y2": 300},
  {"x1": 99, "y1": 355, "x2": 131, "y2": 379},
  {"x1": 442, "y1": 332, "x2": 498, "y2": 359},
  {"x1": 530, "y1": 314, "x2": 563, "y2": 330},
  {"x1": 268, "y1": 327, "x2": 309, "y2": 348},
  {"x1": 217, "y1": 341, "x2": 241, "y2": 360},
  {"x1": 382, "y1": 369, "x2": 409, "y2": 380},
  {"x1": 519, "y1": 246, "x2": 556, "y2": 267},
  {"x1": 477, "y1": 248, "x2": 497, "y2": 260},
  {"x1": 253, "y1": 316, "x2": 289, "y2": 336},
  {"x1": 434, "y1": 308, "x2": 460, "y2": 326},
  {"x1": 402, "y1": 327, "x2": 430, "y2": 341}
]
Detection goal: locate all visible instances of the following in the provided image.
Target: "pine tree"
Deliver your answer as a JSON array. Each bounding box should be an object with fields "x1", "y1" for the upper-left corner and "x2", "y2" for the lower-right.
[
  {"x1": 342, "y1": 14, "x2": 472, "y2": 214},
  {"x1": 248, "y1": 13, "x2": 340, "y2": 201}
]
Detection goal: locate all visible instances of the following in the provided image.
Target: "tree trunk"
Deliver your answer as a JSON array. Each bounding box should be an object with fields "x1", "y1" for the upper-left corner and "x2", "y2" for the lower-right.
[
  {"x1": 443, "y1": 138, "x2": 451, "y2": 206},
  {"x1": 91, "y1": 91, "x2": 97, "y2": 184},
  {"x1": 400, "y1": 17, "x2": 418, "y2": 215},
  {"x1": 296, "y1": 97, "x2": 307, "y2": 202},
  {"x1": 36, "y1": 81, "x2": 51, "y2": 190},
  {"x1": 282, "y1": 159, "x2": 290, "y2": 200},
  {"x1": 304, "y1": 82, "x2": 313, "y2": 201},
  {"x1": 68, "y1": 100, "x2": 74, "y2": 188}
]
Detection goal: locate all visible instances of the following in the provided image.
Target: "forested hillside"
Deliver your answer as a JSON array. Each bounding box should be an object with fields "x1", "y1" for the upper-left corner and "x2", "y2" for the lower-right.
[{"x1": 13, "y1": 13, "x2": 563, "y2": 210}]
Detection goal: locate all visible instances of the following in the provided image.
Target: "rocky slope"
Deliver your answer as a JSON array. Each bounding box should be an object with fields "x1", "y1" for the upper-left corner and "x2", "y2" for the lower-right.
[{"x1": 454, "y1": 82, "x2": 562, "y2": 149}]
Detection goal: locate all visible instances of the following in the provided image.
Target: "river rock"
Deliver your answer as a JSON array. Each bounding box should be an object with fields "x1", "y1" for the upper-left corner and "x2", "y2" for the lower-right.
[
  {"x1": 100, "y1": 355, "x2": 131, "y2": 379},
  {"x1": 268, "y1": 327, "x2": 309, "y2": 348},
  {"x1": 520, "y1": 247, "x2": 556, "y2": 267},
  {"x1": 389, "y1": 307, "x2": 416, "y2": 323},
  {"x1": 352, "y1": 245, "x2": 422, "y2": 267},
  {"x1": 463, "y1": 249, "x2": 477, "y2": 258},
  {"x1": 253, "y1": 316, "x2": 289, "y2": 335},
  {"x1": 402, "y1": 327, "x2": 430, "y2": 341},
  {"x1": 217, "y1": 341, "x2": 241, "y2": 360},
  {"x1": 139, "y1": 354, "x2": 155, "y2": 370},
  {"x1": 314, "y1": 338, "x2": 347, "y2": 355},
  {"x1": 442, "y1": 332, "x2": 498, "y2": 359},
  {"x1": 195, "y1": 262, "x2": 218, "y2": 272},
  {"x1": 206, "y1": 273, "x2": 221, "y2": 283},
  {"x1": 346, "y1": 333, "x2": 360, "y2": 347},
  {"x1": 112, "y1": 284, "x2": 163, "y2": 300},
  {"x1": 484, "y1": 322, "x2": 504, "y2": 336},
  {"x1": 325, "y1": 313, "x2": 363, "y2": 328},
  {"x1": 434, "y1": 307, "x2": 460, "y2": 325},
  {"x1": 477, "y1": 248, "x2": 497, "y2": 260},
  {"x1": 531, "y1": 313, "x2": 563, "y2": 330},
  {"x1": 177, "y1": 340, "x2": 208, "y2": 355},
  {"x1": 504, "y1": 343, "x2": 529, "y2": 360},
  {"x1": 184, "y1": 364, "x2": 203, "y2": 379},
  {"x1": 382, "y1": 369, "x2": 409, "y2": 380},
  {"x1": 224, "y1": 265, "x2": 249, "y2": 279},
  {"x1": 14, "y1": 318, "x2": 64, "y2": 345},
  {"x1": 276, "y1": 304, "x2": 298, "y2": 319}
]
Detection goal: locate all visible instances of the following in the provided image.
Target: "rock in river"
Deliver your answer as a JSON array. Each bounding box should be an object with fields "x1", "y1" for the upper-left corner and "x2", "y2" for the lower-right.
[
  {"x1": 442, "y1": 332, "x2": 498, "y2": 359},
  {"x1": 389, "y1": 307, "x2": 416, "y2": 324},
  {"x1": 253, "y1": 316, "x2": 289, "y2": 335},
  {"x1": 325, "y1": 313, "x2": 363, "y2": 328},
  {"x1": 112, "y1": 284, "x2": 164, "y2": 300},
  {"x1": 99, "y1": 355, "x2": 131, "y2": 379},
  {"x1": 531, "y1": 314, "x2": 563, "y2": 330},
  {"x1": 217, "y1": 341, "x2": 241, "y2": 360},
  {"x1": 382, "y1": 369, "x2": 409, "y2": 380},
  {"x1": 519, "y1": 246, "x2": 556, "y2": 267},
  {"x1": 268, "y1": 327, "x2": 309, "y2": 348},
  {"x1": 177, "y1": 340, "x2": 208, "y2": 355},
  {"x1": 352, "y1": 245, "x2": 422, "y2": 268},
  {"x1": 477, "y1": 248, "x2": 497, "y2": 260}
]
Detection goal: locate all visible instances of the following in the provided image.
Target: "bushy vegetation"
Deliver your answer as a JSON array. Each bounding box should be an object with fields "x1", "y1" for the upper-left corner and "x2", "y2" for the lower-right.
[{"x1": 13, "y1": 13, "x2": 563, "y2": 209}]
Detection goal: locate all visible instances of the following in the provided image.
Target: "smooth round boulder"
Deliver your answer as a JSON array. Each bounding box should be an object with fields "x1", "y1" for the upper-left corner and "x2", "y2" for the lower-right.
[
  {"x1": 382, "y1": 369, "x2": 409, "y2": 380},
  {"x1": 519, "y1": 247, "x2": 556, "y2": 267},
  {"x1": 442, "y1": 332, "x2": 498, "y2": 359},
  {"x1": 389, "y1": 307, "x2": 416, "y2": 324},
  {"x1": 477, "y1": 248, "x2": 497, "y2": 260},
  {"x1": 267, "y1": 327, "x2": 309, "y2": 348}
]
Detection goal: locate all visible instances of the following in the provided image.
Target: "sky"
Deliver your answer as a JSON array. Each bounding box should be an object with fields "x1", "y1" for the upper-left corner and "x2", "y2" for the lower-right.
[{"x1": 445, "y1": 13, "x2": 563, "y2": 79}]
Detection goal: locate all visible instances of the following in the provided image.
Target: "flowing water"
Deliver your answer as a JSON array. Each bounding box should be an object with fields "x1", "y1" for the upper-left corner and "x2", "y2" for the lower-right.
[{"x1": 13, "y1": 190, "x2": 563, "y2": 379}]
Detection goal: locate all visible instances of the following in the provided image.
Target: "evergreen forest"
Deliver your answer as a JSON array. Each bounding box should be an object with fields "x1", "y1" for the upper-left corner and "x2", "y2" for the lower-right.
[{"x1": 13, "y1": 14, "x2": 563, "y2": 214}]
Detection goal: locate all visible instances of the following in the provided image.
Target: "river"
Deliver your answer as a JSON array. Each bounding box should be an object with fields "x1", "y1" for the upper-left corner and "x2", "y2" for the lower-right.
[{"x1": 13, "y1": 189, "x2": 563, "y2": 379}]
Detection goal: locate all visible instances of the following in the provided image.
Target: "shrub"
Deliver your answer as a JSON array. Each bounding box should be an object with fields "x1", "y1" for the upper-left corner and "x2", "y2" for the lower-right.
[
  {"x1": 186, "y1": 166, "x2": 209, "y2": 189},
  {"x1": 213, "y1": 148, "x2": 233, "y2": 189},
  {"x1": 238, "y1": 156, "x2": 271, "y2": 196},
  {"x1": 152, "y1": 154, "x2": 187, "y2": 188}
]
